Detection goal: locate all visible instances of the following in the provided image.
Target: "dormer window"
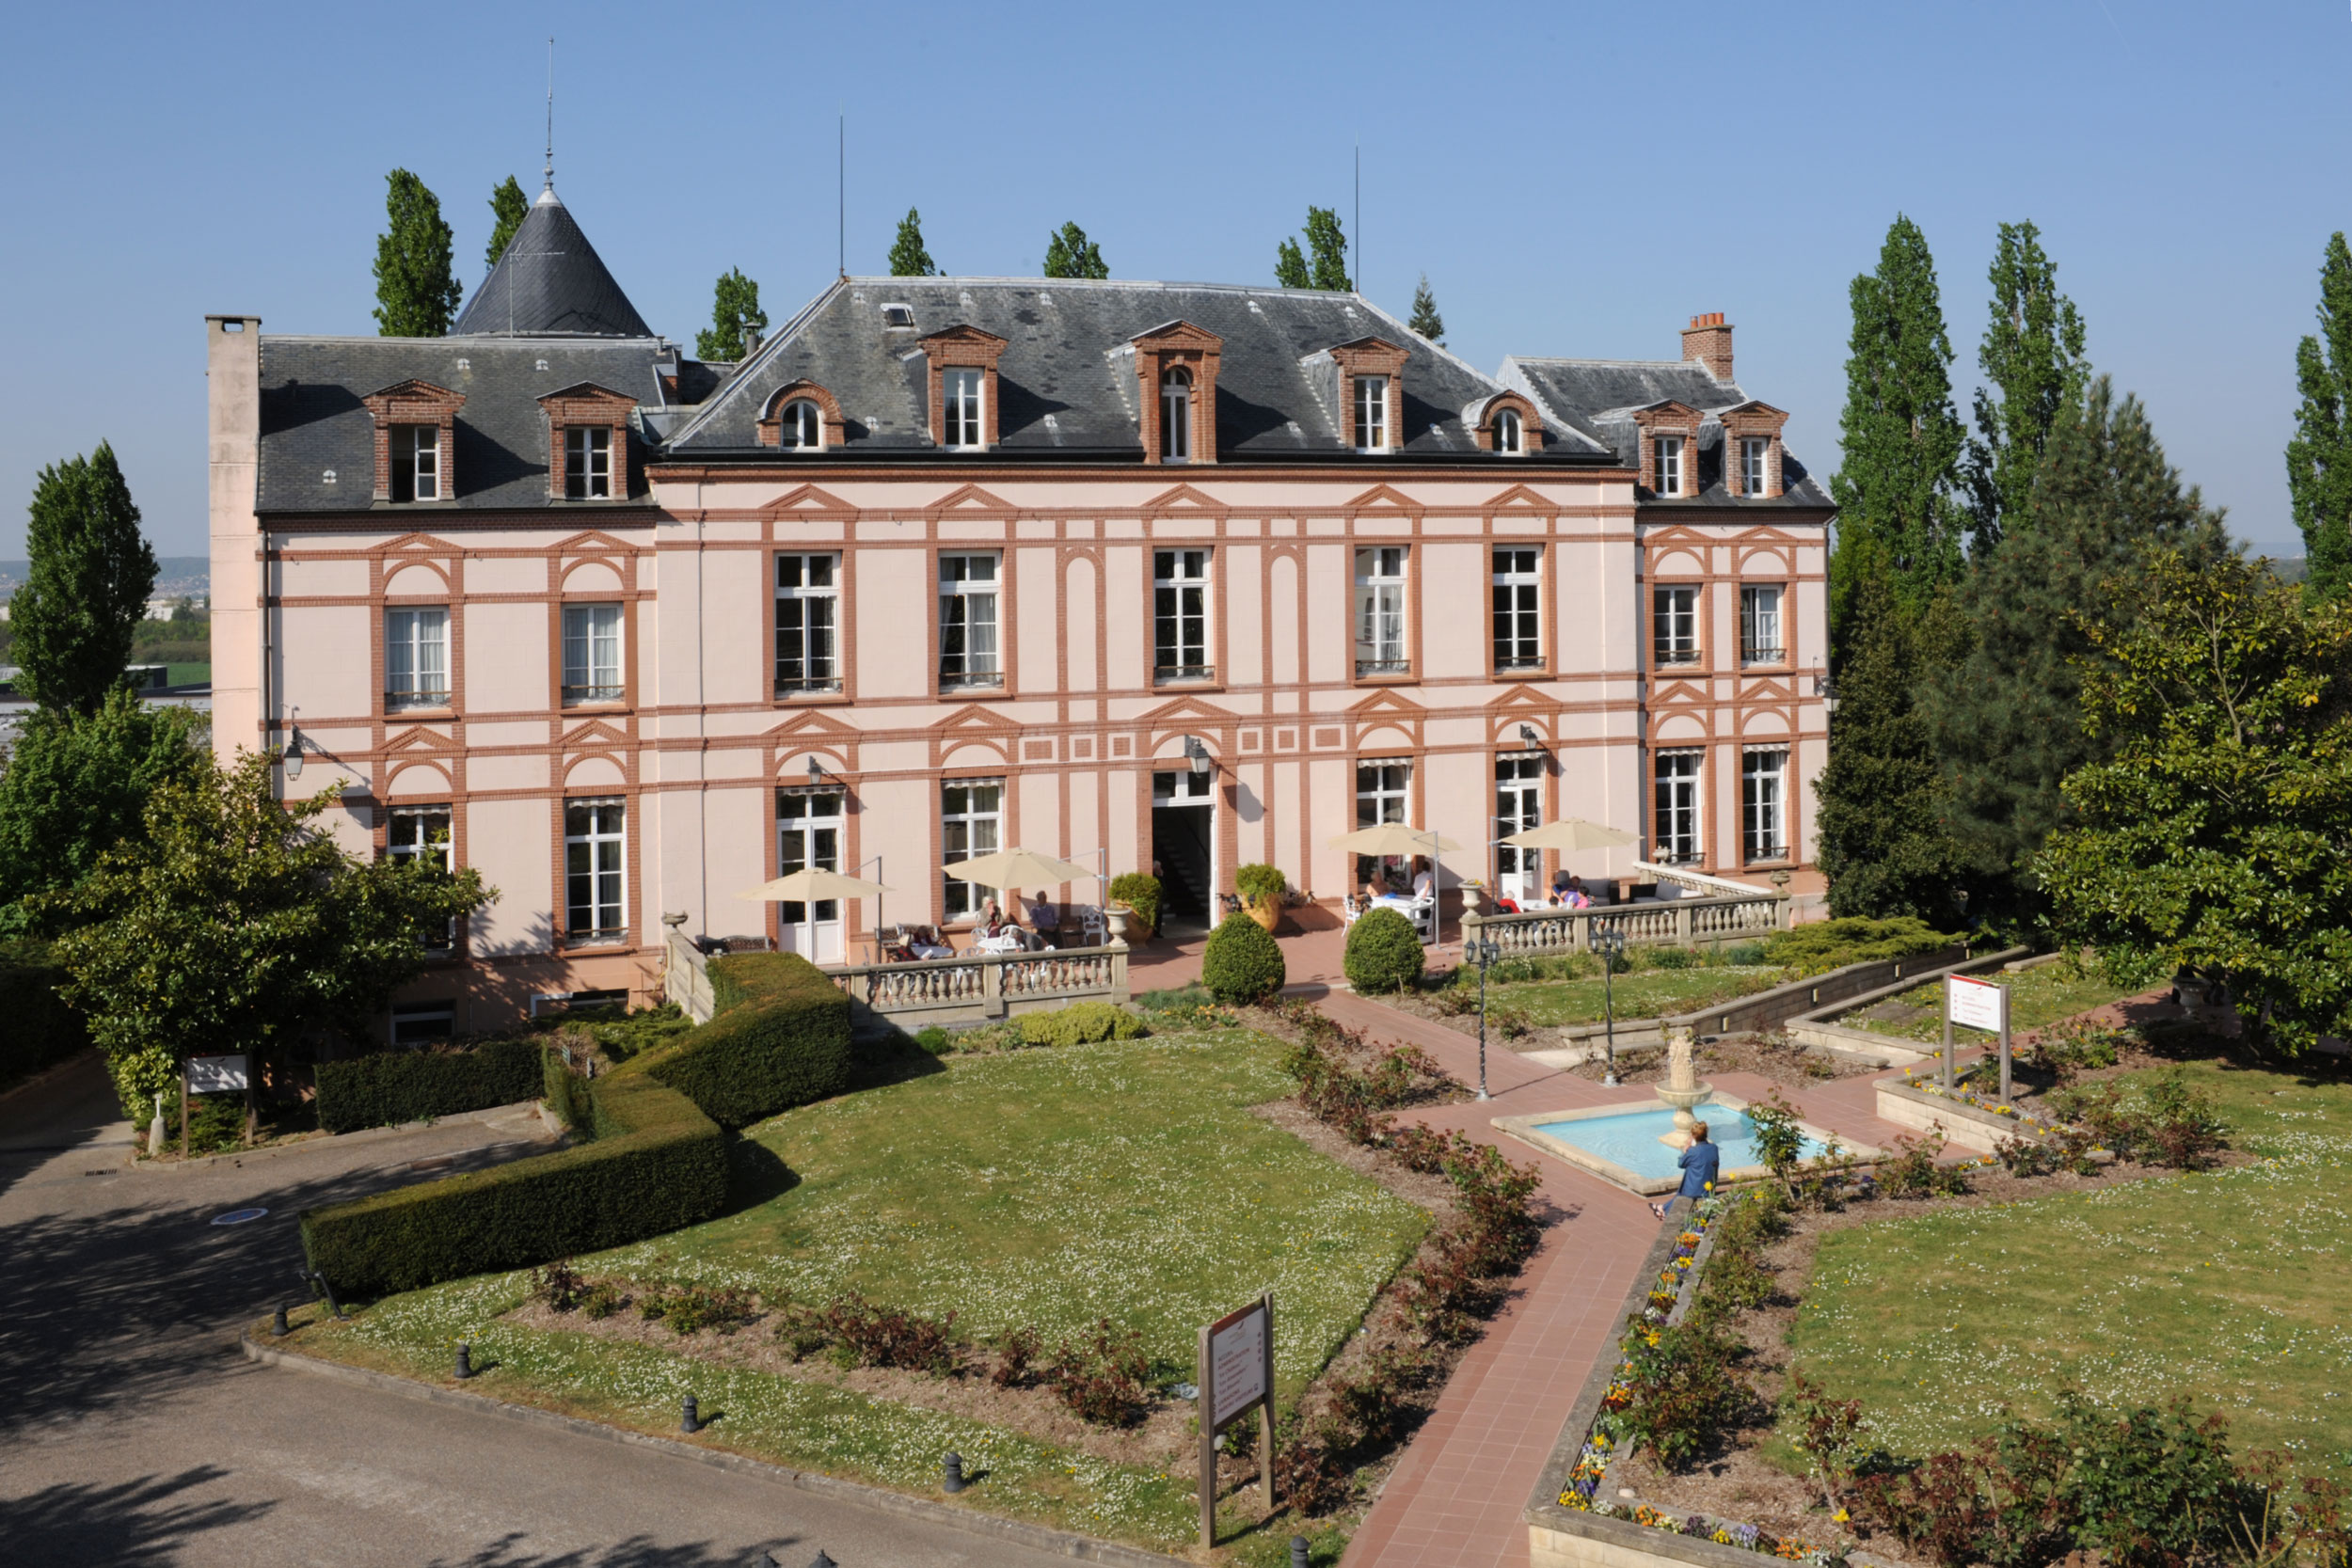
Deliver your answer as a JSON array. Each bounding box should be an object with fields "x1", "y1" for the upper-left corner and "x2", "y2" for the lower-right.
[
  {"x1": 363, "y1": 379, "x2": 465, "y2": 503},
  {"x1": 1653, "y1": 436, "x2": 1684, "y2": 498},
  {"x1": 758, "y1": 382, "x2": 845, "y2": 451},
  {"x1": 918, "y1": 325, "x2": 1008, "y2": 452},
  {"x1": 1354, "y1": 375, "x2": 1390, "y2": 452},
  {"x1": 780, "y1": 399, "x2": 822, "y2": 451},
  {"x1": 1494, "y1": 407, "x2": 1522, "y2": 455},
  {"x1": 1160, "y1": 369, "x2": 1192, "y2": 461},
  {"x1": 391, "y1": 425, "x2": 440, "y2": 502},
  {"x1": 1716, "y1": 401, "x2": 1790, "y2": 499},
  {"x1": 564, "y1": 426, "x2": 612, "y2": 499},
  {"x1": 1741, "y1": 436, "x2": 1768, "y2": 496},
  {"x1": 538, "y1": 383, "x2": 636, "y2": 502},
  {"x1": 943, "y1": 368, "x2": 984, "y2": 450},
  {"x1": 882, "y1": 304, "x2": 915, "y2": 329}
]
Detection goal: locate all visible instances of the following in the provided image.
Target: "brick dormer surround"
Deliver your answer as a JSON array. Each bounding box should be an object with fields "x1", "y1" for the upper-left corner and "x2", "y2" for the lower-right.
[
  {"x1": 1630, "y1": 401, "x2": 1701, "y2": 498},
  {"x1": 1681, "y1": 311, "x2": 1734, "y2": 381},
  {"x1": 360, "y1": 380, "x2": 465, "y2": 501},
  {"x1": 1132, "y1": 320, "x2": 1223, "y2": 465},
  {"x1": 1329, "y1": 336, "x2": 1409, "y2": 451},
  {"x1": 1718, "y1": 400, "x2": 1790, "y2": 499},
  {"x1": 1468, "y1": 390, "x2": 1546, "y2": 453},
  {"x1": 537, "y1": 383, "x2": 637, "y2": 499},
  {"x1": 918, "y1": 325, "x2": 1009, "y2": 449},
  {"x1": 755, "y1": 380, "x2": 848, "y2": 450}
]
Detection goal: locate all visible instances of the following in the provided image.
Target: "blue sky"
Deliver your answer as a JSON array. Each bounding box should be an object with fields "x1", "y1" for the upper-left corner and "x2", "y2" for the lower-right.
[{"x1": 3, "y1": 0, "x2": 2345, "y2": 560}]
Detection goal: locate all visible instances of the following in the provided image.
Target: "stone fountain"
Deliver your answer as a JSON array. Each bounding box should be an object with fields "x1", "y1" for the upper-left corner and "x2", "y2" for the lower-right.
[{"x1": 1654, "y1": 1025, "x2": 1712, "y2": 1148}]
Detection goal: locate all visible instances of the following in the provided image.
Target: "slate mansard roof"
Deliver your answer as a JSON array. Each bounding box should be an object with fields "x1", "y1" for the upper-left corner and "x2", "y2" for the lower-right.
[
  {"x1": 1496, "y1": 356, "x2": 1831, "y2": 509},
  {"x1": 662, "y1": 277, "x2": 1604, "y2": 464}
]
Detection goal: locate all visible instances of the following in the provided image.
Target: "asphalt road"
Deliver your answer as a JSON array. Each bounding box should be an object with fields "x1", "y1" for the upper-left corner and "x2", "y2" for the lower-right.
[{"x1": 0, "y1": 1053, "x2": 1090, "y2": 1568}]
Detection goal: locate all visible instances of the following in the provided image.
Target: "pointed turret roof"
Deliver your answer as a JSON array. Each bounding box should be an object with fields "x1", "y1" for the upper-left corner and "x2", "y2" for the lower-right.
[{"x1": 453, "y1": 182, "x2": 651, "y2": 339}]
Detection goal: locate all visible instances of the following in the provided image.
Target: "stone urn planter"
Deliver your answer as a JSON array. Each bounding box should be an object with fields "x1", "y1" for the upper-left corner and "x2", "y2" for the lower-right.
[
  {"x1": 1244, "y1": 898, "x2": 1282, "y2": 934},
  {"x1": 1104, "y1": 903, "x2": 1133, "y2": 943},
  {"x1": 1460, "y1": 881, "x2": 1486, "y2": 916}
]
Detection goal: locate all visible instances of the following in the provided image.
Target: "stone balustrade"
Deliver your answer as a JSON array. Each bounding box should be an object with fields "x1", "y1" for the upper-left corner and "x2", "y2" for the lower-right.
[
  {"x1": 829, "y1": 942, "x2": 1131, "y2": 1023},
  {"x1": 1463, "y1": 890, "x2": 1786, "y2": 958}
]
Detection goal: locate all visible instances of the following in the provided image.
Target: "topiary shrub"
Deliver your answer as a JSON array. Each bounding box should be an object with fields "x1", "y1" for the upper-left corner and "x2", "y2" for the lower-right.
[
  {"x1": 1017, "y1": 1001, "x2": 1148, "y2": 1048},
  {"x1": 1201, "y1": 911, "x2": 1285, "y2": 1004},
  {"x1": 1760, "y1": 916, "x2": 1958, "y2": 977},
  {"x1": 1109, "y1": 872, "x2": 1160, "y2": 936},
  {"x1": 314, "y1": 1037, "x2": 545, "y2": 1133},
  {"x1": 614, "y1": 951, "x2": 851, "y2": 1129},
  {"x1": 1344, "y1": 907, "x2": 1425, "y2": 994},
  {"x1": 1235, "y1": 863, "x2": 1287, "y2": 908},
  {"x1": 0, "y1": 939, "x2": 88, "y2": 1089}
]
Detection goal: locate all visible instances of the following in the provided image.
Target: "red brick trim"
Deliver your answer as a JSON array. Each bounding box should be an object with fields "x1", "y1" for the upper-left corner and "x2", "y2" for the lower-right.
[
  {"x1": 1467, "y1": 390, "x2": 1546, "y2": 453},
  {"x1": 755, "y1": 381, "x2": 849, "y2": 451},
  {"x1": 360, "y1": 380, "x2": 466, "y2": 501}
]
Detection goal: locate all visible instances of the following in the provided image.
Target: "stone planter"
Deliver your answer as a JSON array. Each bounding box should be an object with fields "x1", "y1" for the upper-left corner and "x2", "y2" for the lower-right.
[{"x1": 1104, "y1": 903, "x2": 1132, "y2": 942}]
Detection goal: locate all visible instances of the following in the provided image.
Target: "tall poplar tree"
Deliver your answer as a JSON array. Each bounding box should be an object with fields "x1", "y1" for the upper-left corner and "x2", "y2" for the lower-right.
[
  {"x1": 2286, "y1": 230, "x2": 2352, "y2": 597},
  {"x1": 888, "y1": 208, "x2": 939, "y2": 277},
  {"x1": 694, "y1": 269, "x2": 768, "y2": 361},
  {"x1": 1042, "y1": 222, "x2": 1107, "y2": 279},
  {"x1": 1273, "y1": 208, "x2": 1349, "y2": 291},
  {"x1": 485, "y1": 175, "x2": 529, "y2": 272},
  {"x1": 1408, "y1": 275, "x2": 1444, "y2": 342},
  {"x1": 1827, "y1": 214, "x2": 1966, "y2": 635},
  {"x1": 1274, "y1": 238, "x2": 1311, "y2": 289},
  {"x1": 11, "y1": 442, "x2": 157, "y2": 718},
  {"x1": 1962, "y1": 221, "x2": 2088, "y2": 556},
  {"x1": 372, "y1": 169, "x2": 463, "y2": 337}
]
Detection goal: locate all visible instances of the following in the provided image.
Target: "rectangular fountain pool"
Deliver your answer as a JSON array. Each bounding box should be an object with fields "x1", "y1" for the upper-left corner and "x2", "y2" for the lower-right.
[{"x1": 1491, "y1": 1096, "x2": 1876, "y2": 1196}]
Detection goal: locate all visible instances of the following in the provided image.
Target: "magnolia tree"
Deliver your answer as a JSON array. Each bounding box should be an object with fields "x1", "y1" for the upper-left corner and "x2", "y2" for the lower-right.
[{"x1": 55, "y1": 751, "x2": 495, "y2": 1112}]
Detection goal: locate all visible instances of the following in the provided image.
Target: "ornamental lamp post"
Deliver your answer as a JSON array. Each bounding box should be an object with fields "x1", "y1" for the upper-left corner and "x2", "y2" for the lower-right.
[
  {"x1": 1467, "y1": 934, "x2": 1502, "y2": 1101},
  {"x1": 1595, "y1": 926, "x2": 1629, "y2": 1086}
]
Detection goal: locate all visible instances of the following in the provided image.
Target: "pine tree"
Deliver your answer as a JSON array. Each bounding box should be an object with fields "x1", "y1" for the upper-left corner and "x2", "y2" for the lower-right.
[
  {"x1": 1962, "y1": 221, "x2": 2088, "y2": 555},
  {"x1": 485, "y1": 175, "x2": 528, "y2": 272},
  {"x1": 1925, "y1": 377, "x2": 2230, "y2": 922},
  {"x1": 693, "y1": 269, "x2": 768, "y2": 361},
  {"x1": 1408, "y1": 275, "x2": 1444, "y2": 343},
  {"x1": 1274, "y1": 237, "x2": 1310, "y2": 290},
  {"x1": 1828, "y1": 214, "x2": 1967, "y2": 635},
  {"x1": 10, "y1": 443, "x2": 158, "y2": 719},
  {"x1": 2286, "y1": 230, "x2": 2352, "y2": 597},
  {"x1": 888, "y1": 208, "x2": 939, "y2": 277},
  {"x1": 372, "y1": 169, "x2": 463, "y2": 337},
  {"x1": 1042, "y1": 222, "x2": 1107, "y2": 279}
]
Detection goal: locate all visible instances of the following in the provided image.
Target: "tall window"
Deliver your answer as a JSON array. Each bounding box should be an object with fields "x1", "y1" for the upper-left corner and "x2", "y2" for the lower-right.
[
  {"x1": 942, "y1": 367, "x2": 984, "y2": 450},
  {"x1": 390, "y1": 425, "x2": 440, "y2": 502},
  {"x1": 780, "y1": 400, "x2": 822, "y2": 450},
  {"x1": 1495, "y1": 754, "x2": 1544, "y2": 898},
  {"x1": 776, "y1": 788, "x2": 845, "y2": 930},
  {"x1": 561, "y1": 603, "x2": 624, "y2": 704},
  {"x1": 564, "y1": 426, "x2": 612, "y2": 499},
  {"x1": 564, "y1": 799, "x2": 627, "y2": 941},
  {"x1": 1653, "y1": 586, "x2": 1698, "y2": 666},
  {"x1": 389, "y1": 805, "x2": 455, "y2": 950},
  {"x1": 938, "y1": 553, "x2": 1001, "y2": 686},
  {"x1": 1491, "y1": 547, "x2": 1542, "y2": 672},
  {"x1": 941, "y1": 780, "x2": 1002, "y2": 920},
  {"x1": 1740, "y1": 585, "x2": 1784, "y2": 664},
  {"x1": 1355, "y1": 758, "x2": 1412, "y2": 888},
  {"x1": 1354, "y1": 546, "x2": 1408, "y2": 675},
  {"x1": 1741, "y1": 436, "x2": 1769, "y2": 497},
  {"x1": 386, "y1": 607, "x2": 450, "y2": 708},
  {"x1": 1743, "y1": 749, "x2": 1788, "y2": 862},
  {"x1": 1654, "y1": 751, "x2": 1701, "y2": 864},
  {"x1": 774, "y1": 553, "x2": 840, "y2": 693},
  {"x1": 1652, "y1": 435, "x2": 1683, "y2": 498},
  {"x1": 1153, "y1": 548, "x2": 1211, "y2": 681},
  {"x1": 1353, "y1": 375, "x2": 1390, "y2": 451},
  {"x1": 1493, "y1": 407, "x2": 1522, "y2": 455},
  {"x1": 1160, "y1": 369, "x2": 1192, "y2": 461}
]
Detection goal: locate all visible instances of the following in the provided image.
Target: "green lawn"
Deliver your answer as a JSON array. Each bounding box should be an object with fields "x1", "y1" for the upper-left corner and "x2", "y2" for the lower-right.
[
  {"x1": 1842, "y1": 961, "x2": 2145, "y2": 1043},
  {"x1": 295, "y1": 1030, "x2": 1429, "y2": 1552},
  {"x1": 1787, "y1": 1055, "x2": 2352, "y2": 1463},
  {"x1": 1488, "y1": 965, "x2": 1788, "y2": 1028}
]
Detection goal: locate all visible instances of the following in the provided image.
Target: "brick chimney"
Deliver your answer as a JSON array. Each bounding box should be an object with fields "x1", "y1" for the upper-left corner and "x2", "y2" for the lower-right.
[{"x1": 1680, "y1": 311, "x2": 1733, "y2": 382}]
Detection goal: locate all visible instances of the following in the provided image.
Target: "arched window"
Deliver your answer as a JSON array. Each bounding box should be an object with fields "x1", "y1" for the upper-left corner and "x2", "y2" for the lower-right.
[
  {"x1": 1160, "y1": 368, "x2": 1192, "y2": 461},
  {"x1": 1492, "y1": 407, "x2": 1523, "y2": 455},
  {"x1": 779, "y1": 399, "x2": 822, "y2": 450}
]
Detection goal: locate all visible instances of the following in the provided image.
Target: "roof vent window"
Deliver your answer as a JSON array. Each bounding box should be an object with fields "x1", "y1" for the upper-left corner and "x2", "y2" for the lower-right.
[
  {"x1": 536, "y1": 358, "x2": 550, "y2": 372},
  {"x1": 323, "y1": 469, "x2": 338, "y2": 484},
  {"x1": 455, "y1": 357, "x2": 470, "y2": 371},
  {"x1": 881, "y1": 304, "x2": 915, "y2": 329}
]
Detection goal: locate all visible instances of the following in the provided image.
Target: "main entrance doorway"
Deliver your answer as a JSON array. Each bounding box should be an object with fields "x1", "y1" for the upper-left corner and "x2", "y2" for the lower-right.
[
  {"x1": 1151, "y1": 768, "x2": 1216, "y2": 937},
  {"x1": 776, "y1": 787, "x2": 846, "y2": 963}
]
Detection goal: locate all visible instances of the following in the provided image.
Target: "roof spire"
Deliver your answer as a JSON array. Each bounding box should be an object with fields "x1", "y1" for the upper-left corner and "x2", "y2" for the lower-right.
[{"x1": 543, "y1": 37, "x2": 555, "y2": 194}]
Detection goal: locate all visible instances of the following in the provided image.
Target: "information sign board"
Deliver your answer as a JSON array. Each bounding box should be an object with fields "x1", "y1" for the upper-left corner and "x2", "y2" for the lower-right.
[
  {"x1": 1209, "y1": 1304, "x2": 1267, "y2": 1428},
  {"x1": 1947, "y1": 975, "x2": 2006, "y2": 1033},
  {"x1": 187, "y1": 1054, "x2": 249, "y2": 1094},
  {"x1": 1197, "y1": 1293, "x2": 1276, "y2": 1546}
]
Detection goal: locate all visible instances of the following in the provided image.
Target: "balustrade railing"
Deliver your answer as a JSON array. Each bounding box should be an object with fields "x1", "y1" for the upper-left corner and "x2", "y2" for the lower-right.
[
  {"x1": 1464, "y1": 889, "x2": 1785, "y2": 958},
  {"x1": 829, "y1": 941, "x2": 1130, "y2": 1022}
]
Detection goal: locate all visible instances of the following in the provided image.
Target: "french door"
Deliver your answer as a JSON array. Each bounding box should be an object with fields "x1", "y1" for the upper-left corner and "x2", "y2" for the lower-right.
[{"x1": 777, "y1": 788, "x2": 847, "y2": 962}]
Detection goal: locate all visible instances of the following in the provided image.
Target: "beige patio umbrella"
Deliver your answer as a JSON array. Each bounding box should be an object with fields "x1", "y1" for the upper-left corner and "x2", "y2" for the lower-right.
[
  {"x1": 1502, "y1": 817, "x2": 1637, "y2": 852},
  {"x1": 736, "y1": 868, "x2": 893, "y2": 961},
  {"x1": 941, "y1": 847, "x2": 1098, "y2": 891},
  {"x1": 1326, "y1": 824, "x2": 1462, "y2": 858}
]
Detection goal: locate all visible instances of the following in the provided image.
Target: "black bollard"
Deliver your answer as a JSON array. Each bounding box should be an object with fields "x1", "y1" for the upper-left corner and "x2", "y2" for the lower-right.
[
  {"x1": 1291, "y1": 1534, "x2": 1311, "y2": 1568},
  {"x1": 454, "y1": 1343, "x2": 473, "y2": 1380},
  {"x1": 942, "y1": 1451, "x2": 966, "y2": 1493},
  {"x1": 272, "y1": 1303, "x2": 290, "y2": 1338},
  {"x1": 681, "y1": 1394, "x2": 700, "y2": 1434}
]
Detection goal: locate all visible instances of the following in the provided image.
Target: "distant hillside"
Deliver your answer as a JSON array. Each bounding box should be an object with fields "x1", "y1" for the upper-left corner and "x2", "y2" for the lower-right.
[
  {"x1": 2260, "y1": 554, "x2": 2309, "y2": 584},
  {"x1": 0, "y1": 556, "x2": 209, "y2": 599}
]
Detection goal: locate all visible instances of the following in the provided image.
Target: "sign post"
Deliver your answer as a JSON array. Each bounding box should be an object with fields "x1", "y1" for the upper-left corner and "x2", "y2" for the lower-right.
[
  {"x1": 1944, "y1": 975, "x2": 2012, "y2": 1105},
  {"x1": 183, "y1": 1055, "x2": 252, "y2": 1156},
  {"x1": 1196, "y1": 1293, "x2": 1275, "y2": 1549}
]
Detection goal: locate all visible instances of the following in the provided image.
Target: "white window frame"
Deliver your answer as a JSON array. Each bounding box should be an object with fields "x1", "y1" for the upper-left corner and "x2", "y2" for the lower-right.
[
  {"x1": 1741, "y1": 436, "x2": 1770, "y2": 497},
  {"x1": 1153, "y1": 548, "x2": 1212, "y2": 682},
  {"x1": 780, "y1": 399, "x2": 823, "y2": 451},
  {"x1": 564, "y1": 425, "x2": 612, "y2": 499},
  {"x1": 391, "y1": 424, "x2": 440, "y2": 502},
  {"x1": 1652, "y1": 434, "x2": 1684, "y2": 498},
  {"x1": 1353, "y1": 375, "x2": 1391, "y2": 452},
  {"x1": 1740, "y1": 584, "x2": 1785, "y2": 666},
  {"x1": 775, "y1": 787, "x2": 847, "y2": 929},
  {"x1": 386, "y1": 606, "x2": 450, "y2": 709},
  {"x1": 942, "y1": 367, "x2": 985, "y2": 450},
  {"x1": 1160, "y1": 369, "x2": 1192, "y2": 461},
  {"x1": 1743, "y1": 748, "x2": 1788, "y2": 863},
  {"x1": 941, "y1": 779, "x2": 1004, "y2": 922},
  {"x1": 1491, "y1": 546, "x2": 1542, "y2": 672},
  {"x1": 388, "y1": 804, "x2": 456, "y2": 950},
  {"x1": 1654, "y1": 750, "x2": 1702, "y2": 865},
  {"x1": 561, "y1": 602, "x2": 625, "y2": 704},
  {"x1": 564, "y1": 797, "x2": 628, "y2": 942},
  {"x1": 1493, "y1": 407, "x2": 1522, "y2": 455},
  {"x1": 1353, "y1": 546, "x2": 1409, "y2": 675},
  {"x1": 774, "y1": 552, "x2": 841, "y2": 693},
  {"x1": 1653, "y1": 585, "x2": 1699, "y2": 667},
  {"x1": 938, "y1": 553, "x2": 1001, "y2": 686},
  {"x1": 1494, "y1": 753, "x2": 1544, "y2": 894}
]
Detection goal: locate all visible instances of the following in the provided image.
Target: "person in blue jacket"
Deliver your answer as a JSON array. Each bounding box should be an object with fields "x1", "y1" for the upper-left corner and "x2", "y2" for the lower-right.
[{"x1": 1649, "y1": 1121, "x2": 1718, "y2": 1219}]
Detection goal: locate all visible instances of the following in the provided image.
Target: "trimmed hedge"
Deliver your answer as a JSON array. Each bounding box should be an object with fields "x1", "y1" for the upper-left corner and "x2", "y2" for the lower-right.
[
  {"x1": 1017, "y1": 1001, "x2": 1148, "y2": 1047},
  {"x1": 615, "y1": 951, "x2": 852, "y2": 1130},
  {"x1": 314, "y1": 1037, "x2": 544, "y2": 1134},
  {"x1": 1343, "y1": 907, "x2": 1425, "y2": 994},
  {"x1": 0, "y1": 940, "x2": 88, "y2": 1087},
  {"x1": 1109, "y1": 872, "x2": 1161, "y2": 937},
  {"x1": 1760, "y1": 915, "x2": 1958, "y2": 977},
  {"x1": 299, "y1": 1069, "x2": 725, "y2": 1298},
  {"x1": 1202, "y1": 911, "x2": 1286, "y2": 1004}
]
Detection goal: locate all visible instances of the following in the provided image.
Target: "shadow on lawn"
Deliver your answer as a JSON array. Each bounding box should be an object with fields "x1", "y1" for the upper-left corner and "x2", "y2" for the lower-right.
[
  {"x1": 425, "y1": 1534, "x2": 808, "y2": 1567},
  {"x1": 0, "y1": 1465, "x2": 273, "y2": 1566}
]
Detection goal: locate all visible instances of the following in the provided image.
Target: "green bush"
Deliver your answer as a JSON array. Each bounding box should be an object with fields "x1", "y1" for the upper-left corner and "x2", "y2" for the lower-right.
[
  {"x1": 1344, "y1": 908, "x2": 1424, "y2": 995},
  {"x1": 1201, "y1": 911, "x2": 1286, "y2": 1004},
  {"x1": 1109, "y1": 872, "x2": 1160, "y2": 936},
  {"x1": 914, "y1": 1025, "x2": 953, "y2": 1056},
  {"x1": 1760, "y1": 916, "x2": 1958, "y2": 977},
  {"x1": 1017, "y1": 1001, "x2": 1148, "y2": 1048},
  {"x1": 615, "y1": 951, "x2": 851, "y2": 1129},
  {"x1": 0, "y1": 939, "x2": 88, "y2": 1087},
  {"x1": 543, "y1": 1049, "x2": 592, "y2": 1132},
  {"x1": 299, "y1": 1069, "x2": 725, "y2": 1298},
  {"x1": 314, "y1": 1037, "x2": 544, "y2": 1134},
  {"x1": 1235, "y1": 863, "x2": 1287, "y2": 907}
]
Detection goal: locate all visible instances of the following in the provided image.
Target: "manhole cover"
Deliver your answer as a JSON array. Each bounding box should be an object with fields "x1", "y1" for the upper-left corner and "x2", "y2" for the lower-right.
[{"x1": 210, "y1": 1207, "x2": 269, "y2": 1227}]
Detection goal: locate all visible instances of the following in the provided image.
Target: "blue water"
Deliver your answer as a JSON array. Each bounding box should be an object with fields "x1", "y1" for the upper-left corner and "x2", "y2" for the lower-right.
[{"x1": 1532, "y1": 1104, "x2": 1827, "y2": 1180}]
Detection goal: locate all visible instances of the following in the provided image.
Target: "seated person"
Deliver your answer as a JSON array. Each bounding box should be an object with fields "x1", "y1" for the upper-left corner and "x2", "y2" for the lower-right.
[
  {"x1": 1564, "y1": 875, "x2": 1592, "y2": 911},
  {"x1": 1027, "y1": 891, "x2": 1060, "y2": 946},
  {"x1": 1549, "y1": 869, "x2": 1573, "y2": 906}
]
